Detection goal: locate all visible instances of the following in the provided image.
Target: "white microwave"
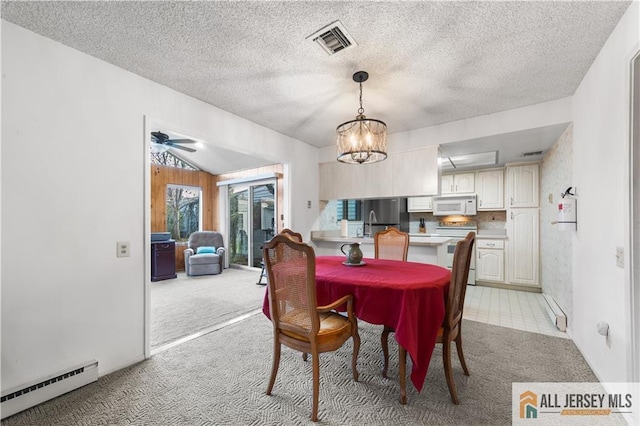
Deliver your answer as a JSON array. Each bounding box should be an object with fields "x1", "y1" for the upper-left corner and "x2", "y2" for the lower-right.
[{"x1": 432, "y1": 194, "x2": 477, "y2": 216}]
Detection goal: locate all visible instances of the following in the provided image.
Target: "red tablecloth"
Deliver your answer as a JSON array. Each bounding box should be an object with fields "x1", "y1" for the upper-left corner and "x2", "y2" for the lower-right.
[{"x1": 262, "y1": 255, "x2": 451, "y2": 392}]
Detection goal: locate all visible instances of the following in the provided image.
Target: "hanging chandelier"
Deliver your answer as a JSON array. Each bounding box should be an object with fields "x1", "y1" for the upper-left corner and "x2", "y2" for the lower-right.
[{"x1": 336, "y1": 71, "x2": 388, "y2": 164}]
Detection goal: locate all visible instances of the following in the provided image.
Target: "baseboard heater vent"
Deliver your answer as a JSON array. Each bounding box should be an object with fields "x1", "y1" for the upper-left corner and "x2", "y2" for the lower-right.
[
  {"x1": 543, "y1": 294, "x2": 567, "y2": 332},
  {"x1": 1, "y1": 360, "x2": 98, "y2": 419}
]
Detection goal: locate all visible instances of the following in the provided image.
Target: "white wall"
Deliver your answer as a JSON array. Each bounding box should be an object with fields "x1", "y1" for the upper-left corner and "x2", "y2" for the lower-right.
[
  {"x1": 540, "y1": 125, "x2": 574, "y2": 326},
  {"x1": 1, "y1": 21, "x2": 318, "y2": 391},
  {"x1": 571, "y1": 2, "x2": 639, "y2": 382}
]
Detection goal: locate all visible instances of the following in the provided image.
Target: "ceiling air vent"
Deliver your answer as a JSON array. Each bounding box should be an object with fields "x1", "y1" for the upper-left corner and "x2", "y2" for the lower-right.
[
  {"x1": 522, "y1": 150, "x2": 544, "y2": 157},
  {"x1": 306, "y1": 21, "x2": 357, "y2": 55}
]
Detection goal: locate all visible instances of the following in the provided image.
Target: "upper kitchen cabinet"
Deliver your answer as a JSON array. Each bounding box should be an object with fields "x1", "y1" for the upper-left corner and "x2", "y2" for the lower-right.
[
  {"x1": 391, "y1": 146, "x2": 440, "y2": 196},
  {"x1": 475, "y1": 169, "x2": 504, "y2": 210},
  {"x1": 441, "y1": 172, "x2": 475, "y2": 194},
  {"x1": 506, "y1": 163, "x2": 539, "y2": 208},
  {"x1": 319, "y1": 146, "x2": 438, "y2": 200},
  {"x1": 407, "y1": 196, "x2": 432, "y2": 212},
  {"x1": 319, "y1": 160, "x2": 393, "y2": 200}
]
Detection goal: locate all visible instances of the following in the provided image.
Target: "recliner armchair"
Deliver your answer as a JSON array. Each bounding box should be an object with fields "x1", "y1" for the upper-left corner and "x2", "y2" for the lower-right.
[{"x1": 184, "y1": 231, "x2": 226, "y2": 276}]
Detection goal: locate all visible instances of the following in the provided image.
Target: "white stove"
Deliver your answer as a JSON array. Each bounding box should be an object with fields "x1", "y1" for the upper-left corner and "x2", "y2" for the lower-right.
[{"x1": 435, "y1": 222, "x2": 477, "y2": 285}]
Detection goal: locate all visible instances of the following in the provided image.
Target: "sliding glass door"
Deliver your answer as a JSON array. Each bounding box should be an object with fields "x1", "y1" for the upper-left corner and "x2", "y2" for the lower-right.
[{"x1": 228, "y1": 180, "x2": 276, "y2": 267}]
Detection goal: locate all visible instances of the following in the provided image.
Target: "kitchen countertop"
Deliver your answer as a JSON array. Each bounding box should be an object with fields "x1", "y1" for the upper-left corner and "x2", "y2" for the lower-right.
[{"x1": 311, "y1": 232, "x2": 451, "y2": 247}]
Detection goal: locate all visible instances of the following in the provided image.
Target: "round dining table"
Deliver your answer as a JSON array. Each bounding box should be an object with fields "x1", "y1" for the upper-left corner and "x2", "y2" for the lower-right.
[{"x1": 262, "y1": 255, "x2": 451, "y2": 401}]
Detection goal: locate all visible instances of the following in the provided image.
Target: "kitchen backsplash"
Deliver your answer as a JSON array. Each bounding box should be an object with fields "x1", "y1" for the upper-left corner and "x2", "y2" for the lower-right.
[{"x1": 320, "y1": 199, "x2": 506, "y2": 236}]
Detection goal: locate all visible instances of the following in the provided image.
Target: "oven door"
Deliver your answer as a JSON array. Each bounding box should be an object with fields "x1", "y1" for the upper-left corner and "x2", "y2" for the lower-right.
[{"x1": 445, "y1": 238, "x2": 476, "y2": 285}]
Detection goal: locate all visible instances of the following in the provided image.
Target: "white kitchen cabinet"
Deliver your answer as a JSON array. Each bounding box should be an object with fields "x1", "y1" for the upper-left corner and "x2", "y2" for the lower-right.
[
  {"x1": 475, "y1": 169, "x2": 504, "y2": 210},
  {"x1": 319, "y1": 146, "x2": 440, "y2": 201},
  {"x1": 392, "y1": 147, "x2": 440, "y2": 197},
  {"x1": 476, "y1": 238, "x2": 505, "y2": 282},
  {"x1": 441, "y1": 172, "x2": 475, "y2": 194},
  {"x1": 507, "y1": 208, "x2": 539, "y2": 287},
  {"x1": 319, "y1": 160, "x2": 393, "y2": 200},
  {"x1": 407, "y1": 196, "x2": 432, "y2": 212},
  {"x1": 506, "y1": 163, "x2": 539, "y2": 208}
]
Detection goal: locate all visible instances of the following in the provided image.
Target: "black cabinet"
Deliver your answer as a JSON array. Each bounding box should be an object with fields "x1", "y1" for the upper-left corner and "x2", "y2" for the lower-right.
[{"x1": 151, "y1": 240, "x2": 177, "y2": 281}]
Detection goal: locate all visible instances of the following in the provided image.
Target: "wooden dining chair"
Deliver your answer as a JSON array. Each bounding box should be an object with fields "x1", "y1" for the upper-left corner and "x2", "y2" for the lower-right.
[
  {"x1": 263, "y1": 234, "x2": 360, "y2": 422},
  {"x1": 374, "y1": 227, "x2": 409, "y2": 261},
  {"x1": 257, "y1": 229, "x2": 303, "y2": 284},
  {"x1": 438, "y1": 231, "x2": 475, "y2": 404},
  {"x1": 381, "y1": 231, "x2": 475, "y2": 405},
  {"x1": 279, "y1": 228, "x2": 303, "y2": 242},
  {"x1": 375, "y1": 227, "x2": 410, "y2": 378}
]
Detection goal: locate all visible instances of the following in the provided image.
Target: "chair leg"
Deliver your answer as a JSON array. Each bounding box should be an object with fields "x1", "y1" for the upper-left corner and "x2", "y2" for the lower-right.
[
  {"x1": 266, "y1": 339, "x2": 281, "y2": 395},
  {"x1": 399, "y1": 345, "x2": 407, "y2": 404},
  {"x1": 455, "y1": 334, "x2": 470, "y2": 376},
  {"x1": 381, "y1": 326, "x2": 391, "y2": 378},
  {"x1": 256, "y1": 262, "x2": 266, "y2": 285},
  {"x1": 443, "y1": 339, "x2": 459, "y2": 404},
  {"x1": 311, "y1": 352, "x2": 320, "y2": 422},
  {"x1": 352, "y1": 322, "x2": 361, "y2": 382}
]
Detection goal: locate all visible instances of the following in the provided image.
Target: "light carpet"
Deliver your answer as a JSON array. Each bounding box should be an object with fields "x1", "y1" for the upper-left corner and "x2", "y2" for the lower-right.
[
  {"x1": 151, "y1": 267, "x2": 266, "y2": 348},
  {"x1": 2, "y1": 313, "x2": 615, "y2": 425}
]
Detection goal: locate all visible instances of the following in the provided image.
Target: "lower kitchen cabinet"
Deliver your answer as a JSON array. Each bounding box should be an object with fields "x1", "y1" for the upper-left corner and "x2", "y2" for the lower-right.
[
  {"x1": 476, "y1": 238, "x2": 505, "y2": 282},
  {"x1": 507, "y1": 208, "x2": 539, "y2": 286}
]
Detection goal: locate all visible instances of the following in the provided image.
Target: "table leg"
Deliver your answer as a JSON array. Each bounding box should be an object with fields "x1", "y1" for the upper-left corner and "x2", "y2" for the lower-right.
[{"x1": 399, "y1": 345, "x2": 407, "y2": 404}]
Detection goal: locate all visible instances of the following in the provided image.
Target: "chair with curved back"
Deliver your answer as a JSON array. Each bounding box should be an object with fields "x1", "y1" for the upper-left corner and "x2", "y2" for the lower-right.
[
  {"x1": 263, "y1": 234, "x2": 360, "y2": 422},
  {"x1": 375, "y1": 227, "x2": 410, "y2": 378},
  {"x1": 279, "y1": 228, "x2": 303, "y2": 243},
  {"x1": 438, "y1": 231, "x2": 475, "y2": 404},
  {"x1": 257, "y1": 228, "x2": 303, "y2": 284},
  {"x1": 374, "y1": 227, "x2": 409, "y2": 261},
  {"x1": 381, "y1": 231, "x2": 475, "y2": 404}
]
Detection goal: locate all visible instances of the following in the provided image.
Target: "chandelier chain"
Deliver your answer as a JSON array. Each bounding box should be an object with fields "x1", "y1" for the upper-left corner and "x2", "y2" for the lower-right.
[{"x1": 358, "y1": 82, "x2": 364, "y2": 116}]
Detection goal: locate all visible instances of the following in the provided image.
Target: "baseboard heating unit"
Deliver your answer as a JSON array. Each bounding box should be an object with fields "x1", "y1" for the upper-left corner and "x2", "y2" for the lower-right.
[
  {"x1": 1, "y1": 360, "x2": 98, "y2": 419},
  {"x1": 542, "y1": 294, "x2": 567, "y2": 332}
]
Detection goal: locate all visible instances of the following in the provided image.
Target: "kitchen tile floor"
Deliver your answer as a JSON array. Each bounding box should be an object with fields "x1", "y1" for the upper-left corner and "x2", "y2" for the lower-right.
[{"x1": 464, "y1": 285, "x2": 569, "y2": 339}]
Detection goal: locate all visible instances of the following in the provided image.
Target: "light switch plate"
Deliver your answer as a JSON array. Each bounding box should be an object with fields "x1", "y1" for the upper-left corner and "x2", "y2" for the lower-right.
[{"x1": 117, "y1": 241, "x2": 130, "y2": 258}]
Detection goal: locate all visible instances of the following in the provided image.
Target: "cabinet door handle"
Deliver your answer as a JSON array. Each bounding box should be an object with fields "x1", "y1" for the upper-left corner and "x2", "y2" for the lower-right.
[
  {"x1": 510, "y1": 197, "x2": 514, "y2": 206},
  {"x1": 511, "y1": 212, "x2": 514, "y2": 219},
  {"x1": 479, "y1": 199, "x2": 482, "y2": 207},
  {"x1": 455, "y1": 184, "x2": 458, "y2": 192},
  {"x1": 487, "y1": 243, "x2": 495, "y2": 247}
]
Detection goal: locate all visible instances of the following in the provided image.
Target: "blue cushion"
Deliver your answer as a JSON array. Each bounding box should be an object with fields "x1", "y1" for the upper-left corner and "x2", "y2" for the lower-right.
[{"x1": 196, "y1": 246, "x2": 216, "y2": 254}]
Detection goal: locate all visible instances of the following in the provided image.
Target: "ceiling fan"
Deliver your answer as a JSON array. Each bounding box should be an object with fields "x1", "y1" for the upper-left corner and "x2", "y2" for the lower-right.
[{"x1": 150, "y1": 131, "x2": 197, "y2": 153}]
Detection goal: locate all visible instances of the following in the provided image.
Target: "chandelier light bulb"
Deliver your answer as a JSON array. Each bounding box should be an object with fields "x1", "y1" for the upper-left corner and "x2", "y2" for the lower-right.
[{"x1": 336, "y1": 71, "x2": 388, "y2": 165}]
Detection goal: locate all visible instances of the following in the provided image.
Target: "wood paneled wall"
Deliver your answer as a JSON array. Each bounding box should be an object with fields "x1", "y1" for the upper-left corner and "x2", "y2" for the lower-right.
[
  {"x1": 151, "y1": 165, "x2": 216, "y2": 232},
  {"x1": 151, "y1": 165, "x2": 216, "y2": 272}
]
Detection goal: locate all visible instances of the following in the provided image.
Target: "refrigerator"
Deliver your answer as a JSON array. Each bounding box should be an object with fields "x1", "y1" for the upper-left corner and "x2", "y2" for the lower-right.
[{"x1": 362, "y1": 197, "x2": 410, "y2": 236}]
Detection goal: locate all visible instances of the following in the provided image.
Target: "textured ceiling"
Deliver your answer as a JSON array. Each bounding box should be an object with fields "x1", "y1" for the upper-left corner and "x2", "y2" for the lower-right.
[{"x1": 1, "y1": 1, "x2": 631, "y2": 172}]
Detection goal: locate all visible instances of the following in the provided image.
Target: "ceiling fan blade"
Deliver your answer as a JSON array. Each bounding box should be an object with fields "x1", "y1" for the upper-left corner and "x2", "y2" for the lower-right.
[
  {"x1": 167, "y1": 138, "x2": 196, "y2": 144},
  {"x1": 169, "y1": 144, "x2": 197, "y2": 153}
]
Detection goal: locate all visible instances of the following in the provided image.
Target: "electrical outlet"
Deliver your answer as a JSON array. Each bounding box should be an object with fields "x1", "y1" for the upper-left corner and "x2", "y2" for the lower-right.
[
  {"x1": 117, "y1": 241, "x2": 130, "y2": 258},
  {"x1": 616, "y1": 247, "x2": 624, "y2": 268}
]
